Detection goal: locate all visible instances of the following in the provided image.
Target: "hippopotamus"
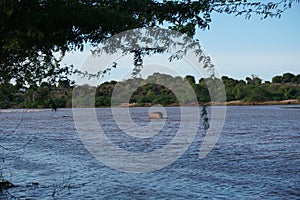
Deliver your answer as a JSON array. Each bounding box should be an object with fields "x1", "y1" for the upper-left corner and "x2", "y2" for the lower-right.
[{"x1": 149, "y1": 112, "x2": 163, "y2": 119}]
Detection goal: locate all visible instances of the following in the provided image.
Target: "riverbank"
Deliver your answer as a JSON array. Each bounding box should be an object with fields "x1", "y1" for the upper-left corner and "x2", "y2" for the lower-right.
[
  {"x1": 1, "y1": 99, "x2": 299, "y2": 111},
  {"x1": 122, "y1": 99, "x2": 300, "y2": 107},
  {"x1": 218, "y1": 99, "x2": 300, "y2": 106}
]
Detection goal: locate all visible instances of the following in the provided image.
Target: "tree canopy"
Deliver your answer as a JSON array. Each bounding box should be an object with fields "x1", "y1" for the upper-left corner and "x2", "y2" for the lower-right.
[
  {"x1": 1, "y1": 0, "x2": 298, "y2": 86},
  {"x1": 1, "y1": 72, "x2": 300, "y2": 109}
]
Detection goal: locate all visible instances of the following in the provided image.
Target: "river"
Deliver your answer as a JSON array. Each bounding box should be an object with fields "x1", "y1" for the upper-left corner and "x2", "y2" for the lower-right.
[{"x1": 0, "y1": 106, "x2": 299, "y2": 199}]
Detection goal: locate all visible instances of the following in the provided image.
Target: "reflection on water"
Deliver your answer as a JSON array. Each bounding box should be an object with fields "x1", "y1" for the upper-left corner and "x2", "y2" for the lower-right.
[{"x1": 0, "y1": 106, "x2": 299, "y2": 199}]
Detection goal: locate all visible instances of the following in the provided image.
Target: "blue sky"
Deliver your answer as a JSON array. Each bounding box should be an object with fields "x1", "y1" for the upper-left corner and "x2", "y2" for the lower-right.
[
  {"x1": 63, "y1": 3, "x2": 300, "y2": 83},
  {"x1": 196, "y1": 4, "x2": 300, "y2": 81}
]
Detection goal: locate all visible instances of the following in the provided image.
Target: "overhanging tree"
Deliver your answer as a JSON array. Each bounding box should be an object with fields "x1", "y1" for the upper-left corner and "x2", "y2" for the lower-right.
[{"x1": 0, "y1": 0, "x2": 298, "y2": 86}]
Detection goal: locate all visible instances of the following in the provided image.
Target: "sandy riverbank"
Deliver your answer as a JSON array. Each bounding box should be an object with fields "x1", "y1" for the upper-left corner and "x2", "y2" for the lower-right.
[
  {"x1": 121, "y1": 99, "x2": 300, "y2": 107},
  {"x1": 1, "y1": 100, "x2": 299, "y2": 110},
  {"x1": 210, "y1": 99, "x2": 300, "y2": 106}
]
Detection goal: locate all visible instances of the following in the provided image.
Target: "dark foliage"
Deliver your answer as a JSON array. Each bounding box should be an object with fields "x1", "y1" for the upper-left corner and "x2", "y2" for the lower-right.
[
  {"x1": 1, "y1": 72, "x2": 300, "y2": 108},
  {"x1": 1, "y1": 0, "x2": 298, "y2": 87}
]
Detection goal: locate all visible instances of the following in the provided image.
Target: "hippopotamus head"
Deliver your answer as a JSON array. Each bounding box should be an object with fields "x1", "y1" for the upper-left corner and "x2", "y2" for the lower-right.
[{"x1": 148, "y1": 112, "x2": 163, "y2": 119}]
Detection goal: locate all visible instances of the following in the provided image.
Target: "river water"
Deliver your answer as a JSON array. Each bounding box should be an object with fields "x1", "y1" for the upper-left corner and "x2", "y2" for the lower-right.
[{"x1": 0, "y1": 106, "x2": 299, "y2": 199}]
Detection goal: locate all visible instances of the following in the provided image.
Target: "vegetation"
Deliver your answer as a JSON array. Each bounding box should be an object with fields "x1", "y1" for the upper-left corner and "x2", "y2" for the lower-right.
[
  {"x1": 0, "y1": 79, "x2": 73, "y2": 109},
  {"x1": 1, "y1": 0, "x2": 298, "y2": 88},
  {"x1": 1, "y1": 1, "x2": 299, "y2": 198},
  {"x1": 1, "y1": 72, "x2": 300, "y2": 109}
]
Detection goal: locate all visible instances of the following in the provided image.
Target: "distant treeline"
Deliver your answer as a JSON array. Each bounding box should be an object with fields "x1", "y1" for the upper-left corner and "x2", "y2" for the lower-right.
[{"x1": 1, "y1": 72, "x2": 300, "y2": 109}]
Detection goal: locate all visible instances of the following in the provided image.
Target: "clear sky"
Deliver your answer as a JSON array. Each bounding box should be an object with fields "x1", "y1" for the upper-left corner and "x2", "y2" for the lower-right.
[
  {"x1": 196, "y1": 4, "x2": 300, "y2": 81},
  {"x1": 63, "y1": 3, "x2": 300, "y2": 83}
]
